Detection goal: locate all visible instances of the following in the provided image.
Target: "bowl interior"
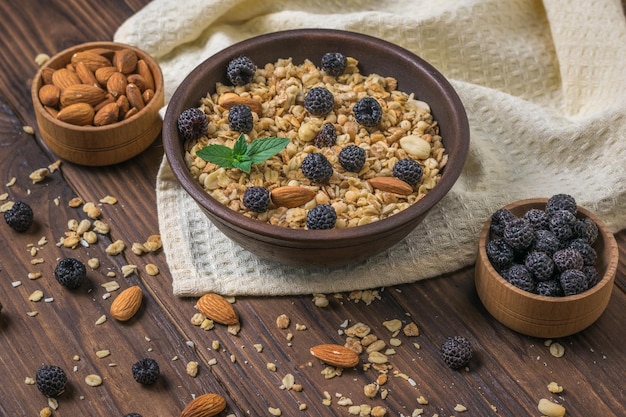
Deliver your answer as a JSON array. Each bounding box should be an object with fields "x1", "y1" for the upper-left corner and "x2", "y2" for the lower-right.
[{"x1": 163, "y1": 29, "x2": 469, "y2": 244}]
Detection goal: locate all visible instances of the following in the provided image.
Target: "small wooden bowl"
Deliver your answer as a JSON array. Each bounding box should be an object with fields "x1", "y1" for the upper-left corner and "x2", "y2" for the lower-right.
[
  {"x1": 475, "y1": 198, "x2": 618, "y2": 338},
  {"x1": 31, "y1": 41, "x2": 164, "y2": 166}
]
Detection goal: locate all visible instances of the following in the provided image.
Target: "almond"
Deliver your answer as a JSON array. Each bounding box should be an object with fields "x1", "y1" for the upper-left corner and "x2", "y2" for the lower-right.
[
  {"x1": 94, "y1": 102, "x2": 120, "y2": 126},
  {"x1": 56, "y1": 102, "x2": 94, "y2": 126},
  {"x1": 218, "y1": 92, "x2": 263, "y2": 114},
  {"x1": 59, "y1": 84, "x2": 107, "y2": 108},
  {"x1": 110, "y1": 285, "x2": 142, "y2": 321},
  {"x1": 95, "y1": 66, "x2": 119, "y2": 86},
  {"x1": 136, "y1": 59, "x2": 155, "y2": 91},
  {"x1": 38, "y1": 84, "x2": 61, "y2": 107},
  {"x1": 41, "y1": 67, "x2": 55, "y2": 85},
  {"x1": 113, "y1": 48, "x2": 138, "y2": 74},
  {"x1": 126, "y1": 73, "x2": 147, "y2": 92},
  {"x1": 125, "y1": 83, "x2": 144, "y2": 111},
  {"x1": 106, "y1": 71, "x2": 127, "y2": 98},
  {"x1": 142, "y1": 88, "x2": 155, "y2": 104},
  {"x1": 310, "y1": 343, "x2": 360, "y2": 368},
  {"x1": 270, "y1": 186, "x2": 316, "y2": 208},
  {"x1": 71, "y1": 51, "x2": 111, "y2": 72},
  {"x1": 196, "y1": 293, "x2": 239, "y2": 325},
  {"x1": 74, "y1": 61, "x2": 100, "y2": 87},
  {"x1": 51, "y1": 68, "x2": 82, "y2": 90},
  {"x1": 116, "y1": 94, "x2": 130, "y2": 115},
  {"x1": 368, "y1": 177, "x2": 414, "y2": 195},
  {"x1": 180, "y1": 393, "x2": 227, "y2": 417}
]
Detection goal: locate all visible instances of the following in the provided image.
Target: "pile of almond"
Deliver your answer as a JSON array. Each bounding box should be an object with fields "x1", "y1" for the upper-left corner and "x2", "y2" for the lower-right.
[{"x1": 37, "y1": 47, "x2": 156, "y2": 126}]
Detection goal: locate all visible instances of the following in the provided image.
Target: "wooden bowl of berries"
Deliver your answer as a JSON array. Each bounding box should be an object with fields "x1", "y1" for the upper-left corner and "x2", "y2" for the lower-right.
[
  {"x1": 162, "y1": 29, "x2": 469, "y2": 267},
  {"x1": 31, "y1": 41, "x2": 164, "y2": 166},
  {"x1": 475, "y1": 195, "x2": 619, "y2": 338}
]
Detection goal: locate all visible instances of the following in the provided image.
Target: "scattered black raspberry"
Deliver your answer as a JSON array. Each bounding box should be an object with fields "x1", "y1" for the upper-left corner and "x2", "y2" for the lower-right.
[
  {"x1": 228, "y1": 104, "x2": 254, "y2": 133},
  {"x1": 353, "y1": 96, "x2": 382, "y2": 127},
  {"x1": 503, "y1": 217, "x2": 534, "y2": 251},
  {"x1": 338, "y1": 144, "x2": 366, "y2": 172},
  {"x1": 502, "y1": 264, "x2": 535, "y2": 292},
  {"x1": 552, "y1": 248, "x2": 584, "y2": 272},
  {"x1": 226, "y1": 56, "x2": 256, "y2": 86},
  {"x1": 4, "y1": 201, "x2": 34, "y2": 232},
  {"x1": 490, "y1": 208, "x2": 516, "y2": 237},
  {"x1": 304, "y1": 87, "x2": 334, "y2": 116},
  {"x1": 524, "y1": 251, "x2": 555, "y2": 282},
  {"x1": 581, "y1": 265, "x2": 600, "y2": 289},
  {"x1": 313, "y1": 122, "x2": 337, "y2": 148},
  {"x1": 320, "y1": 52, "x2": 347, "y2": 76},
  {"x1": 392, "y1": 158, "x2": 423, "y2": 186},
  {"x1": 132, "y1": 358, "x2": 160, "y2": 385},
  {"x1": 306, "y1": 204, "x2": 337, "y2": 230},
  {"x1": 242, "y1": 186, "x2": 270, "y2": 213},
  {"x1": 486, "y1": 238, "x2": 515, "y2": 270},
  {"x1": 523, "y1": 208, "x2": 549, "y2": 231},
  {"x1": 535, "y1": 279, "x2": 564, "y2": 297},
  {"x1": 549, "y1": 209, "x2": 577, "y2": 241},
  {"x1": 532, "y1": 229, "x2": 562, "y2": 256},
  {"x1": 574, "y1": 217, "x2": 599, "y2": 245},
  {"x1": 301, "y1": 153, "x2": 333, "y2": 183},
  {"x1": 568, "y1": 238, "x2": 597, "y2": 266},
  {"x1": 177, "y1": 108, "x2": 208, "y2": 140},
  {"x1": 545, "y1": 193, "x2": 577, "y2": 217},
  {"x1": 36, "y1": 365, "x2": 67, "y2": 397},
  {"x1": 54, "y1": 258, "x2": 86, "y2": 289},
  {"x1": 559, "y1": 269, "x2": 588, "y2": 296},
  {"x1": 440, "y1": 336, "x2": 473, "y2": 369}
]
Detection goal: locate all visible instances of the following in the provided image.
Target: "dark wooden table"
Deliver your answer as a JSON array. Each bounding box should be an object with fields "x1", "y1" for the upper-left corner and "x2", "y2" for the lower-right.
[{"x1": 1, "y1": 1, "x2": 624, "y2": 416}]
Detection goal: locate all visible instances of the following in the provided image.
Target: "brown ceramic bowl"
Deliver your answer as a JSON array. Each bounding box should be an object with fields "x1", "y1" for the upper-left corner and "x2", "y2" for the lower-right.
[
  {"x1": 475, "y1": 198, "x2": 618, "y2": 338},
  {"x1": 31, "y1": 41, "x2": 164, "y2": 166},
  {"x1": 163, "y1": 29, "x2": 469, "y2": 267}
]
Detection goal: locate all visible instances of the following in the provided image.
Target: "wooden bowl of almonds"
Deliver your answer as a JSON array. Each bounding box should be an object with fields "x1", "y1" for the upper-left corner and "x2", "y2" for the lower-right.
[
  {"x1": 475, "y1": 197, "x2": 618, "y2": 338},
  {"x1": 31, "y1": 41, "x2": 164, "y2": 166},
  {"x1": 163, "y1": 29, "x2": 470, "y2": 267}
]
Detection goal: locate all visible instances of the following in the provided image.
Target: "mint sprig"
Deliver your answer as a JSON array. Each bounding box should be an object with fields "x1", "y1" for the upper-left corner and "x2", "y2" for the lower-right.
[{"x1": 196, "y1": 133, "x2": 289, "y2": 173}]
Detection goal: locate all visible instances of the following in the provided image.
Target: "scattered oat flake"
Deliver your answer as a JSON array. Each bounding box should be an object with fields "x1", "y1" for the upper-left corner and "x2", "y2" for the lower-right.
[
  {"x1": 27, "y1": 311, "x2": 39, "y2": 317},
  {"x1": 99, "y1": 195, "x2": 117, "y2": 205},
  {"x1": 34, "y1": 53, "x2": 50, "y2": 66},
  {"x1": 6, "y1": 177, "x2": 16, "y2": 187},
  {"x1": 0, "y1": 192, "x2": 8, "y2": 201},
  {"x1": 25, "y1": 377, "x2": 35, "y2": 385},
  {"x1": 85, "y1": 374, "x2": 103, "y2": 387},
  {"x1": 31, "y1": 258, "x2": 45, "y2": 265},
  {"x1": 454, "y1": 404, "x2": 467, "y2": 412},
  {"x1": 96, "y1": 350, "x2": 110, "y2": 358},
  {"x1": 145, "y1": 263, "x2": 159, "y2": 276},
  {"x1": 39, "y1": 406, "x2": 52, "y2": 417},
  {"x1": 29, "y1": 290, "x2": 44, "y2": 302},
  {"x1": 11, "y1": 281, "x2": 22, "y2": 287},
  {"x1": 29, "y1": 168, "x2": 49, "y2": 183},
  {"x1": 548, "y1": 381, "x2": 564, "y2": 393},
  {"x1": 101, "y1": 281, "x2": 120, "y2": 292},
  {"x1": 186, "y1": 361, "x2": 199, "y2": 377}
]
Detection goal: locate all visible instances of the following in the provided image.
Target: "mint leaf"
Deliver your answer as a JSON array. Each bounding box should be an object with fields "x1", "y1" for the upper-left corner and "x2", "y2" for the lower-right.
[
  {"x1": 233, "y1": 155, "x2": 253, "y2": 173},
  {"x1": 232, "y1": 133, "x2": 248, "y2": 156},
  {"x1": 195, "y1": 134, "x2": 289, "y2": 173},
  {"x1": 196, "y1": 144, "x2": 236, "y2": 168},
  {"x1": 247, "y1": 137, "x2": 290, "y2": 164}
]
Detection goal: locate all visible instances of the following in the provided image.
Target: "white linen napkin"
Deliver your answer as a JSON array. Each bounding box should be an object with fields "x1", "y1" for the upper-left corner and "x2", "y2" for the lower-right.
[{"x1": 115, "y1": 0, "x2": 626, "y2": 296}]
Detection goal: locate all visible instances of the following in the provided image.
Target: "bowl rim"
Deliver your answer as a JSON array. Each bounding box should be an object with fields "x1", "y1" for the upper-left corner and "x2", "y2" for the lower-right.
[
  {"x1": 163, "y1": 28, "x2": 470, "y2": 244},
  {"x1": 31, "y1": 41, "x2": 164, "y2": 132},
  {"x1": 477, "y1": 197, "x2": 619, "y2": 302}
]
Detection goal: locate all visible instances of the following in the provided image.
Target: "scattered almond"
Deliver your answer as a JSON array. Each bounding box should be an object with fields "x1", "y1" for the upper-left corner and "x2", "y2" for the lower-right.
[
  {"x1": 196, "y1": 293, "x2": 239, "y2": 325},
  {"x1": 180, "y1": 393, "x2": 227, "y2": 417},
  {"x1": 310, "y1": 343, "x2": 360, "y2": 368},
  {"x1": 109, "y1": 285, "x2": 142, "y2": 321}
]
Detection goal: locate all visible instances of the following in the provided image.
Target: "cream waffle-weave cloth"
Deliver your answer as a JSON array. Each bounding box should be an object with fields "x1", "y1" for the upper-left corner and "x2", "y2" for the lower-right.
[{"x1": 115, "y1": 0, "x2": 626, "y2": 296}]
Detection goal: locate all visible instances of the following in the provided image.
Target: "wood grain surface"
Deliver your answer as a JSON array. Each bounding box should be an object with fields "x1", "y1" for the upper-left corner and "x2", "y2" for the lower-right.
[{"x1": 1, "y1": 1, "x2": 625, "y2": 416}]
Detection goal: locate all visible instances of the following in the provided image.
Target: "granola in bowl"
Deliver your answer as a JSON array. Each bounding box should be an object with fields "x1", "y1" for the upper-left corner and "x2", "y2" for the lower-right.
[{"x1": 183, "y1": 55, "x2": 447, "y2": 229}]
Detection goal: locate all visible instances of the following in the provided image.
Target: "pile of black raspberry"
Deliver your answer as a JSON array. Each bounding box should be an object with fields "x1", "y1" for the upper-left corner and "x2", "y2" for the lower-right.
[{"x1": 485, "y1": 194, "x2": 602, "y2": 297}]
